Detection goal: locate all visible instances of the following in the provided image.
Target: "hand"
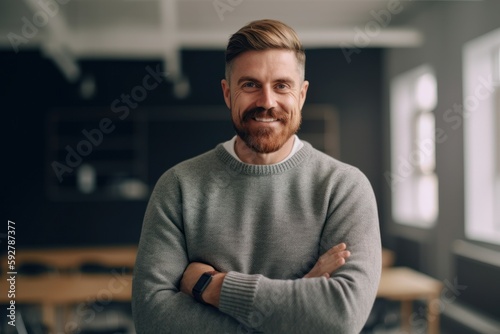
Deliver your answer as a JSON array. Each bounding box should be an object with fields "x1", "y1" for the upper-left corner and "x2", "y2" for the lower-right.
[{"x1": 304, "y1": 243, "x2": 350, "y2": 278}]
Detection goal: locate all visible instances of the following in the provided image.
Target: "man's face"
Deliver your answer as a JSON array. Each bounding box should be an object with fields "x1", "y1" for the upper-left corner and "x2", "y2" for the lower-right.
[{"x1": 222, "y1": 49, "x2": 309, "y2": 154}]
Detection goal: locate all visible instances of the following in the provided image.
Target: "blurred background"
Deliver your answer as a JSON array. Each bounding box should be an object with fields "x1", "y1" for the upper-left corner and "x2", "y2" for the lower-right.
[{"x1": 1, "y1": 0, "x2": 500, "y2": 333}]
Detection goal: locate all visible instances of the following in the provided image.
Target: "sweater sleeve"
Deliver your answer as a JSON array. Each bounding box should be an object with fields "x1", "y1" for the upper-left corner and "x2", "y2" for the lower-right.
[
  {"x1": 218, "y1": 167, "x2": 381, "y2": 333},
  {"x1": 131, "y1": 170, "x2": 249, "y2": 334}
]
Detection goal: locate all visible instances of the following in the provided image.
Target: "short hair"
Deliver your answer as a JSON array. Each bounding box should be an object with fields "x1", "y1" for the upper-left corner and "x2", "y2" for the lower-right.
[{"x1": 224, "y1": 19, "x2": 306, "y2": 81}]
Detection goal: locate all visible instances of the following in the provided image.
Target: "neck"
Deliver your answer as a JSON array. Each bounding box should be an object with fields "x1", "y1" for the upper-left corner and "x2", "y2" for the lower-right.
[{"x1": 234, "y1": 136, "x2": 295, "y2": 165}]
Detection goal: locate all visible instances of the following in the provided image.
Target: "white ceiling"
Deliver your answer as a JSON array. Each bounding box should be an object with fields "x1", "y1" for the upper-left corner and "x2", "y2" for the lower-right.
[{"x1": 0, "y1": 0, "x2": 428, "y2": 88}]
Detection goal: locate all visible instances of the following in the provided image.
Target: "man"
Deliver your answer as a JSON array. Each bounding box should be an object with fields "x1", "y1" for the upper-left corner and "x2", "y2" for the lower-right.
[{"x1": 132, "y1": 19, "x2": 381, "y2": 333}]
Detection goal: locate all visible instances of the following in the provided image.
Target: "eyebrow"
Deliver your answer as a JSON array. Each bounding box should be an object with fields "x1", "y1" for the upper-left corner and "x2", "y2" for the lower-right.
[
  {"x1": 237, "y1": 76, "x2": 296, "y2": 86},
  {"x1": 237, "y1": 76, "x2": 258, "y2": 85}
]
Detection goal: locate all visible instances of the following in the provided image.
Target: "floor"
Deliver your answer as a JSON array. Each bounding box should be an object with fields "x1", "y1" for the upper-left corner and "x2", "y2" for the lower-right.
[
  {"x1": 362, "y1": 299, "x2": 451, "y2": 334},
  {"x1": 2, "y1": 299, "x2": 457, "y2": 334}
]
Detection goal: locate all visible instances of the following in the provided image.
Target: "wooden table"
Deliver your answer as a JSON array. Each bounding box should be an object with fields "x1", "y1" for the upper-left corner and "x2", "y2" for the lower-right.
[
  {"x1": 0, "y1": 273, "x2": 133, "y2": 333},
  {"x1": 378, "y1": 267, "x2": 443, "y2": 334},
  {"x1": 2, "y1": 264, "x2": 442, "y2": 333}
]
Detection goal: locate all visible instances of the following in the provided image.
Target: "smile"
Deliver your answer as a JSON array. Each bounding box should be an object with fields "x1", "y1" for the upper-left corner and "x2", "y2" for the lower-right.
[{"x1": 253, "y1": 117, "x2": 277, "y2": 122}]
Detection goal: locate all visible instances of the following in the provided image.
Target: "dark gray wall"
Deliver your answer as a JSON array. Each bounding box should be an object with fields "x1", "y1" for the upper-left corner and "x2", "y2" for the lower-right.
[
  {"x1": 3, "y1": 48, "x2": 384, "y2": 248},
  {"x1": 383, "y1": 0, "x2": 500, "y2": 281}
]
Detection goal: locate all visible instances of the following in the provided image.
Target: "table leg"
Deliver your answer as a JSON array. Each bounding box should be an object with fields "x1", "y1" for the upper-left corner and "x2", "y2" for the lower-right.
[
  {"x1": 401, "y1": 300, "x2": 412, "y2": 333},
  {"x1": 41, "y1": 303, "x2": 56, "y2": 334},
  {"x1": 427, "y1": 295, "x2": 440, "y2": 334},
  {"x1": 62, "y1": 304, "x2": 80, "y2": 334}
]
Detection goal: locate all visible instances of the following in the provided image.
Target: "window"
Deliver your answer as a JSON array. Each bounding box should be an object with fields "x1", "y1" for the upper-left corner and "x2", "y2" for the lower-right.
[
  {"x1": 388, "y1": 65, "x2": 439, "y2": 227},
  {"x1": 496, "y1": 47, "x2": 500, "y2": 232},
  {"x1": 463, "y1": 29, "x2": 500, "y2": 244}
]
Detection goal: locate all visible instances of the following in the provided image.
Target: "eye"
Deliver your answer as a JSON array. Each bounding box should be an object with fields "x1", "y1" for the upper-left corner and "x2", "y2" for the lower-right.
[{"x1": 242, "y1": 81, "x2": 257, "y2": 89}]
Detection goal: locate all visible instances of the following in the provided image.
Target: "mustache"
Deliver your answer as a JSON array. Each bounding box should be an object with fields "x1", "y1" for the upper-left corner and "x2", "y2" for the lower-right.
[{"x1": 242, "y1": 107, "x2": 288, "y2": 122}]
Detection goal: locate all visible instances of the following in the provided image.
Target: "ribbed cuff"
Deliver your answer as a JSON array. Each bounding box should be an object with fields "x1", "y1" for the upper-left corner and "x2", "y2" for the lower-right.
[{"x1": 219, "y1": 271, "x2": 261, "y2": 324}]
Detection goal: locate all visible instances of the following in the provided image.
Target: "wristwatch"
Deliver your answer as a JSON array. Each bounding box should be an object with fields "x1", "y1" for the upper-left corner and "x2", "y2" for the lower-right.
[{"x1": 192, "y1": 271, "x2": 218, "y2": 304}]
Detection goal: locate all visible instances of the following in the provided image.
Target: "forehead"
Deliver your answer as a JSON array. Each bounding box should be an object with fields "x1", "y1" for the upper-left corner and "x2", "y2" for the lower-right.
[{"x1": 230, "y1": 49, "x2": 300, "y2": 82}]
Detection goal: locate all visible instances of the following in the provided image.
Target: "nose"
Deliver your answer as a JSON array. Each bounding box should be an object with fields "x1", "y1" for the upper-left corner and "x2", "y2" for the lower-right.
[{"x1": 256, "y1": 86, "x2": 277, "y2": 110}]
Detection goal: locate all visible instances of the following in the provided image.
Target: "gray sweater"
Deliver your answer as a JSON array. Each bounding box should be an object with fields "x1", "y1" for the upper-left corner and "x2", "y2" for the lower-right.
[{"x1": 132, "y1": 141, "x2": 381, "y2": 333}]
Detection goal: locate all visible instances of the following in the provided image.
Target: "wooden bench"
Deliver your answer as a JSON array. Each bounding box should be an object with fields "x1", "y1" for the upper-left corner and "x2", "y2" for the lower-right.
[{"x1": 1, "y1": 245, "x2": 137, "y2": 274}]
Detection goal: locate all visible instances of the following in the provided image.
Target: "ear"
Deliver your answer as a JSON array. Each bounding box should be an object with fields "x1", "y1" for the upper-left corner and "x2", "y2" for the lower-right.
[
  {"x1": 221, "y1": 79, "x2": 231, "y2": 109},
  {"x1": 298, "y1": 80, "x2": 309, "y2": 110}
]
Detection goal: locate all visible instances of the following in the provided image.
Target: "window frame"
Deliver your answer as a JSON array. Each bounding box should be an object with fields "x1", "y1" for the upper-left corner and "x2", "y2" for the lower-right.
[
  {"x1": 463, "y1": 28, "x2": 500, "y2": 244},
  {"x1": 389, "y1": 64, "x2": 439, "y2": 228}
]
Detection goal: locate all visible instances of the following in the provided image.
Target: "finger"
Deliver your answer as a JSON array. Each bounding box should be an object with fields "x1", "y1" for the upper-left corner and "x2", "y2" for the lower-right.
[
  {"x1": 327, "y1": 243, "x2": 346, "y2": 255},
  {"x1": 329, "y1": 254, "x2": 348, "y2": 272},
  {"x1": 331, "y1": 251, "x2": 350, "y2": 267},
  {"x1": 317, "y1": 250, "x2": 349, "y2": 270},
  {"x1": 339, "y1": 250, "x2": 350, "y2": 259},
  {"x1": 317, "y1": 256, "x2": 342, "y2": 272},
  {"x1": 318, "y1": 257, "x2": 346, "y2": 279},
  {"x1": 328, "y1": 257, "x2": 346, "y2": 273}
]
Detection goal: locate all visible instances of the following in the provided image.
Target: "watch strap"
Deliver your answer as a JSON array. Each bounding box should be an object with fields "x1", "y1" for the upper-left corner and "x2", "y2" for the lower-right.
[{"x1": 192, "y1": 271, "x2": 218, "y2": 304}]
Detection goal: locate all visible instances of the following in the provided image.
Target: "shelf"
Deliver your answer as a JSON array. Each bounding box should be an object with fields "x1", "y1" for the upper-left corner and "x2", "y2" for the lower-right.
[{"x1": 46, "y1": 108, "x2": 148, "y2": 201}]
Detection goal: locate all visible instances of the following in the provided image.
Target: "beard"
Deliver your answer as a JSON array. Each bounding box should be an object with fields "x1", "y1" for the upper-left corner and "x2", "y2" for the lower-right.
[{"x1": 232, "y1": 107, "x2": 301, "y2": 154}]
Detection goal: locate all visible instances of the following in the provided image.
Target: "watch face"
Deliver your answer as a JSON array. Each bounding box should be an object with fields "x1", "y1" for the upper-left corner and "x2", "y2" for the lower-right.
[
  {"x1": 194, "y1": 273, "x2": 212, "y2": 291},
  {"x1": 193, "y1": 273, "x2": 213, "y2": 303}
]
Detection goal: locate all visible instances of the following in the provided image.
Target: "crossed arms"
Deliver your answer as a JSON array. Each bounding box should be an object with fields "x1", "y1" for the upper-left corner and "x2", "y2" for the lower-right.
[
  {"x1": 179, "y1": 242, "x2": 351, "y2": 307},
  {"x1": 132, "y1": 165, "x2": 381, "y2": 334}
]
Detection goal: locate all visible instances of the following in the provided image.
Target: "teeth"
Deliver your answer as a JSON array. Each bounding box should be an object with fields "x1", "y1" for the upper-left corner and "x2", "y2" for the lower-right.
[{"x1": 254, "y1": 117, "x2": 277, "y2": 122}]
